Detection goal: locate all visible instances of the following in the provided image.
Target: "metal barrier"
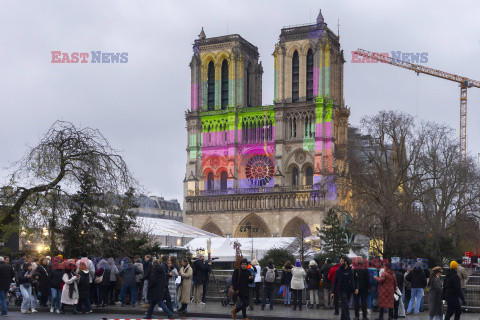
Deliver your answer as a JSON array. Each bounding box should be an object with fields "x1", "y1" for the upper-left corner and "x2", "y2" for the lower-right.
[{"x1": 206, "y1": 271, "x2": 480, "y2": 310}]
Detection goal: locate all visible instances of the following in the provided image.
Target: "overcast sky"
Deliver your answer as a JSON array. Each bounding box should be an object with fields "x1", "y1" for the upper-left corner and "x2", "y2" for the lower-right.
[{"x1": 1, "y1": 0, "x2": 480, "y2": 204}]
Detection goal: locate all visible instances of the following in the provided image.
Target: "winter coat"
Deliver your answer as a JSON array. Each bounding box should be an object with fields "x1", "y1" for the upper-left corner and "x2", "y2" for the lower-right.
[
  {"x1": 262, "y1": 266, "x2": 278, "y2": 288},
  {"x1": 192, "y1": 259, "x2": 210, "y2": 285},
  {"x1": 254, "y1": 266, "x2": 262, "y2": 283},
  {"x1": 428, "y1": 275, "x2": 443, "y2": 317},
  {"x1": 394, "y1": 270, "x2": 404, "y2": 290},
  {"x1": 96, "y1": 267, "x2": 111, "y2": 287},
  {"x1": 77, "y1": 257, "x2": 95, "y2": 283},
  {"x1": 168, "y1": 266, "x2": 178, "y2": 300},
  {"x1": 148, "y1": 264, "x2": 168, "y2": 302},
  {"x1": 142, "y1": 258, "x2": 153, "y2": 282},
  {"x1": 177, "y1": 264, "x2": 193, "y2": 305},
  {"x1": 328, "y1": 264, "x2": 340, "y2": 289},
  {"x1": 281, "y1": 266, "x2": 293, "y2": 286},
  {"x1": 49, "y1": 268, "x2": 64, "y2": 290},
  {"x1": 135, "y1": 263, "x2": 144, "y2": 283},
  {"x1": 443, "y1": 269, "x2": 465, "y2": 304},
  {"x1": 0, "y1": 263, "x2": 15, "y2": 291},
  {"x1": 333, "y1": 266, "x2": 355, "y2": 294},
  {"x1": 17, "y1": 269, "x2": 34, "y2": 286},
  {"x1": 247, "y1": 266, "x2": 256, "y2": 288},
  {"x1": 35, "y1": 265, "x2": 51, "y2": 296},
  {"x1": 61, "y1": 272, "x2": 79, "y2": 305},
  {"x1": 320, "y1": 263, "x2": 333, "y2": 290},
  {"x1": 354, "y1": 268, "x2": 370, "y2": 293},
  {"x1": 78, "y1": 270, "x2": 91, "y2": 299},
  {"x1": 306, "y1": 266, "x2": 321, "y2": 290},
  {"x1": 109, "y1": 264, "x2": 118, "y2": 282},
  {"x1": 406, "y1": 267, "x2": 427, "y2": 289},
  {"x1": 291, "y1": 267, "x2": 305, "y2": 290},
  {"x1": 119, "y1": 259, "x2": 141, "y2": 287},
  {"x1": 376, "y1": 269, "x2": 397, "y2": 309},
  {"x1": 456, "y1": 266, "x2": 468, "y2": 289},
  {"x1": 232, "y1": 268, "x2": 253, "y2": 297}
]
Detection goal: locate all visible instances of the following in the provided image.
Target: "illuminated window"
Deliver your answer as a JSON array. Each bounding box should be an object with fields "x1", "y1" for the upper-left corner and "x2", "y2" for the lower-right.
[
  {"x1": 245, "y1": 155, "x2": 275, "y2": 187},
  {"x1": 221, "y1": 60, "x2": 228, "y2": 109},
  {"x1": 207, "y1": 172, "x2": 214, "y2": 190},
  {"x1": 220, "y1": 171, "x2": 228, "y2": 190},
  {"x1": 292, "y1": 51, "x2": 299, "y2": 102},
  {"x1": 207, "y1": 61, "x2": 215, "y2": 110},
  {"x1": 306, "y1": 49, "x2": 314, "y2": 100}
]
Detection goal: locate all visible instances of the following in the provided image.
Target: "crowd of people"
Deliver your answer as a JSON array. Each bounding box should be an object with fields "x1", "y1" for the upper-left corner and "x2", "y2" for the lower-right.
[
  {"x1": 228, "y1": 257, "x2": 470, "y2": 320},
  {"x1": 0, "y1": 251, "x2": 214, "y2": 319},
  {"x1": 0, "y1": 252, "x2": 471, "y2": 320}
]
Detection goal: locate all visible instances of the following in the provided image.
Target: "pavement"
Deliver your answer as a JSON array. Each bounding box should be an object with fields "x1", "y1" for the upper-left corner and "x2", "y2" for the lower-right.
[{"x1": 6, "y1": 303, "x2": 480, "y2": 320}]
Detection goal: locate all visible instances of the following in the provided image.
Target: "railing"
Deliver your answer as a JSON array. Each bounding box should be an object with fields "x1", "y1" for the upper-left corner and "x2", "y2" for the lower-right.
[{"x1": 187, "y1": 185, "x2": 326, "y2": 197}]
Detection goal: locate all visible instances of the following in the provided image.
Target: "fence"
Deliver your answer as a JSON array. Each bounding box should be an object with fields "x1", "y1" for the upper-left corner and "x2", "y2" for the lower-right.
[{"x1": 204, "y1": 271, "x2": 480, "y2": 310}]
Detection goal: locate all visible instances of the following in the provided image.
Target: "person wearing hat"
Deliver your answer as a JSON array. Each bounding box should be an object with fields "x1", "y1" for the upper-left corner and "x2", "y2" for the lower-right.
[
  {"x1": 428, "y1": 267, "x2": 443, "y2": 320},
  {"x1": 291, "y1": 260, "x2": 306, "y2": 311},
  {"x1": 306, "y1": 260, "x2": 320, "y2": 309},
  {"x1": 443, "y1": 261, "x2": 465, "y2": 320}
]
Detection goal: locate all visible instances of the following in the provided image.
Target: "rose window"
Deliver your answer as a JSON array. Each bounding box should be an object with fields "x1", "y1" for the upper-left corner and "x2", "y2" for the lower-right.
[{"x1": 245, "y1": 155, "x2": 275, "y2": 187}]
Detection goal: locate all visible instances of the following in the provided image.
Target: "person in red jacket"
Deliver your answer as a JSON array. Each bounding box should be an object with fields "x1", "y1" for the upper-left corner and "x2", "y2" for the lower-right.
[{"x1": 328, "y1": 258, "x2": 343, "y2": 315}]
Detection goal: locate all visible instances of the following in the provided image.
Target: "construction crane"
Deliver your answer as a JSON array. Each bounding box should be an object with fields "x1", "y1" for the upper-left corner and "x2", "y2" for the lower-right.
[{"x1": 353, "y1": 49, "x2": 480, "y2": 162}]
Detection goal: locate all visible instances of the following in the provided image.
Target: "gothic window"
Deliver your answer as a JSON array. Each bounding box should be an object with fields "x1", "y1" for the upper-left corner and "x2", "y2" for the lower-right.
[
  {"x1": 245, "y1": 155, "x2": 275, "y2": 187},
  {"x1": 207, "y1": 61, "x2": 215, "y2": 111},
  {"x1": 306, "y1": 49, "x2": 314, "y2": 100},
  {"x1": 305, "y1": 166, "x2": 313, "y2": 185},
  {"x1": 246, "y1": 68, "x2": 251, "y2": 107},
  {"x1": 292, "y1": 51, "x2": 299, "y2": 102},
  {"x1": 207, "y1": 172, "x2": 214, "y2": 191},
  {"x1": 220, "y1": 171, "x2": 228, "y2": 190},
  {"x1": 292, "y1": 167, "x2": 299, "y2": 186},
  {"x1": 221, "y1": 60, "x2": 228, "y2": 109},
  {"x1": 289, "y1": 116, "x2": 297, "y2": 139}
]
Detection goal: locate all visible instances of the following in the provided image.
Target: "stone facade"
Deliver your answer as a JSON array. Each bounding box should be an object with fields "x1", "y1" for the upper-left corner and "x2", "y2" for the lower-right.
[{"x1": 184, "y1": 11, "x2": 350, "y2": 238}]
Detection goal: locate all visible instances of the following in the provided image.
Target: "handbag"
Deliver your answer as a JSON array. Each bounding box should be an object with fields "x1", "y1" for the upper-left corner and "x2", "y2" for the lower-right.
[
  {"x1": 394, "y1": 286, "x2": 402, "y2": 301},
  {"x1": 278, "y1": 285, "x2": 284, "y2": 296},
  {"x1": 94, "y1": 271, "x2": 105, "y2": 284}
]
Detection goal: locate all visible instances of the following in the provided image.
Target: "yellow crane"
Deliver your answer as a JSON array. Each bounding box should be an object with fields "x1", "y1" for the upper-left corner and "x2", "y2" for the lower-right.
[{"x1": 353, "y1": 49, "x2": 480, "y2": 162}]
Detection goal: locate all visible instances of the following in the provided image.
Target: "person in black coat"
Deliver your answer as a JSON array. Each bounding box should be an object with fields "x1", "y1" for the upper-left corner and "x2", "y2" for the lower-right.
[
  {"x1": 35, "y1": 257, "x2": 51, "y2": 307},
  {"x1": 353, "y1": 258, "x2": 370, "y2": 320},
  {"x1": 77, "y1": 262, "x2": 92, "y2": 314},
  {"x1": 306, "y1": 260, "x2": 321, "y2": 309},
  {"x1": 49, "y1": 258, "x2": 64, "y2": 313},
  {"x1": 0, "y1": 257, "x2": 15, "y2": 316},
  {"x1": 146, "y1": 259, "x2": 174, "y2": 319},
  {"x1": 333, "y1": 257, "x2": 355, "y2": 320},
  {"x1": 141, "y1": 255, "x2": 153, "y2": 304},
  {"x1": 192, "y1": 255, "x2": 211, "y2": 304},
  {"x1": 443, "y1": 262, "x2": 465, "y2": 320},
  {"x1": 393, "y1": 269, "x2": 405, "y2": 319},
  {"x1": 231, "y1": 259, "x2": 254, "y2": 320}
]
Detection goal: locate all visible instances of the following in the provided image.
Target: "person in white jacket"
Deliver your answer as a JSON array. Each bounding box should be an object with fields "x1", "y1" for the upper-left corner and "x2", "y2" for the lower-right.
[
  {"x1": 251, "y1": 259, "x2": 262, "y2": 304},
  {"x1": 291, "y1": 260, "x2": 306, "y2": 311},
  {"x1": 61, "y1": 260, "x2": 80, "y2": 314}
]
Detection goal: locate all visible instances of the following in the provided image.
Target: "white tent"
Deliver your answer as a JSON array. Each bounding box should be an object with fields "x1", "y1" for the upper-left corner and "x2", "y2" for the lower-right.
[{"x1": 184, "y1": 237, "x2": 299, "y2": 262}]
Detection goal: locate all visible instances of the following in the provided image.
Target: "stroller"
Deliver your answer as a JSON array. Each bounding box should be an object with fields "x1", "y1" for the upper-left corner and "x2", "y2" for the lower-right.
[
  {"x1": 7, "y1": 283, "x2": 22, "y2": 306},
  {"x1": 221, "y1": 276, "x2": 235, "y2": 307}
]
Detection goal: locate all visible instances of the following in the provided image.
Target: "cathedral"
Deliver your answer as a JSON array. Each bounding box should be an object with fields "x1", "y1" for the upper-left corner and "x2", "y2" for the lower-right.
[{"x1": 183, "y1": 10, "x2": 350, "y2": 238}]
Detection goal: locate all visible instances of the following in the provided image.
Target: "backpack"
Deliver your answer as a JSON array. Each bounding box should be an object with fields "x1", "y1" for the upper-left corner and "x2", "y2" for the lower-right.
[{"x1": 265, "y1": 268, "x2": 275, "y2": 283}]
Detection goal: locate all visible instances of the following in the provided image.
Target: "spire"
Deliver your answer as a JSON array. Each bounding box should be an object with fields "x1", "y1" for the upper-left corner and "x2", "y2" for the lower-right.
[
  {"x1": 198, "y1": 27, "x2": 206, "y2": 40},
  {"x1": 316, "y1": 9, "x2": 324, "y2": 25}
]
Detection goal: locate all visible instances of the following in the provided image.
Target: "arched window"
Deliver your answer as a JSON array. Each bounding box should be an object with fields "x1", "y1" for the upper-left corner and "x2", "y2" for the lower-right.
[
  {"x1": 207, "y1": 172, "x2": 214, "y2": 191},
  {"x1": 305, "y1": 166, "x2": 313, "y2": 185},
  {"x1": 292, "y1": 167, "x2": 299, "y2": 186},
  {"x1": 306, "y1": 49, "x2": 314, "y2": 100},
  {"x1": 292, "y1": 51, "x2": 299, "y2": 102},
  {"x1": 221, "y1": 60, "x2": 228, "y2": 109},
  {"x1": 246, "y1": 68, "x2": 251, "y2": 107},
  {"x1": 220, "y1": 171, "x2": 228, "y2": 190},
  {"x1": 207, "y1": 61, "x2": 215, "y2": 111}
]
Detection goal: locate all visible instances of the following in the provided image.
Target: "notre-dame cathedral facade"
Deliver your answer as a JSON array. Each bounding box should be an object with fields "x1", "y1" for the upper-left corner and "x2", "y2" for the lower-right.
[{"x1": 183, "y1": 11, "x2": 349, "y2": 238}]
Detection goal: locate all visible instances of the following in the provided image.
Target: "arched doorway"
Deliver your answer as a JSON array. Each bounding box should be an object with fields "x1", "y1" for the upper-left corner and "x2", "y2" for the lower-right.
[
  {"x1": 202, "y1": 221, "x2": 224, "y2": 237},
  {"x1": 282, "y1": 216, "x2": 311, "y2": 238},
  {"x1": 234, "y1": 213, "x2": 272, "y2": 238}
]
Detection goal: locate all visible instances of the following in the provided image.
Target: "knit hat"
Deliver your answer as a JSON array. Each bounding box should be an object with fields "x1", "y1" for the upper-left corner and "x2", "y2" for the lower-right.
[
  {"x1": 309, "y1": 260, "x2": 317, "y2": 267},
  {"x1": 450, "y1": 261, "x2": 458, "y2": 269},
  {"x1": 295, "y1": 260, "x2": 302, "y2": 267}
]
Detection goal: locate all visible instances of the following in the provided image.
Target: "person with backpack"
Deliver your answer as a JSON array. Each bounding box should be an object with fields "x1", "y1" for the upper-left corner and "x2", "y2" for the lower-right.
[
  {"x1": 261, "y1": 259, "x2": 277, "y2": 310},
  {"x1": 280, "y1": 261, "x2": 293, "y2": 307},
  {"x1": 321, "y1": 258, "x2": 333, "y2": 310}
]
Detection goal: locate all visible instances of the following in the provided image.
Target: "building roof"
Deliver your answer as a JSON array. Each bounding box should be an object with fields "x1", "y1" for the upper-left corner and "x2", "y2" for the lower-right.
[{"x1": 138, "y1": 216, "x2": 219, "y2": 238}]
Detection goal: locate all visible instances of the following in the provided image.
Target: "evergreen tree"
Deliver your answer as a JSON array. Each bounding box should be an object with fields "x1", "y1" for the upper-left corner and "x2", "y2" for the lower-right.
[
  {"x1": 317, "y1": 208, "x2": 349, "y2": 259},
  {"x1": 61, "y1": 174, "x2": 106, "y2": 257}
]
